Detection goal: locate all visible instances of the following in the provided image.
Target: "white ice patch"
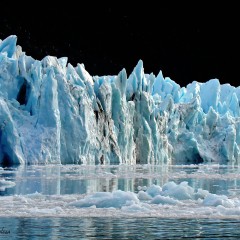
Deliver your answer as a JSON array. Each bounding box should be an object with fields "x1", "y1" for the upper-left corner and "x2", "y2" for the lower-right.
[
  {"x1": 151, "y1": 195, "x2": 181, "y2": 205},
  {"x1": 203, "y1": 194, "x2": 236, "y2": 208},
  {"x1": 161, "y1": 181, "x2": 195, "y2": 200},
  {"x1": 146, "y1": 184, "x2": 162, "y2": 197},
  {"x1": 0, "y1": 179, "x2": 16, "y2": 191},
  {"x1": 137, "y1": 191, "x2": 152, "y2": 201},
  {"x1": 68, "y1": 190, "x2": 139, "y2": 208},
  {"x1": 121, "y1": 203, "x2": 151, "y2": 212}
]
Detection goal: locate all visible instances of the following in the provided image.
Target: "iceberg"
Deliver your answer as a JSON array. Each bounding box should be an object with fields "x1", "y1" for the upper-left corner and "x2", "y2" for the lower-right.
[{"x1": 1, "y1": 35, "x2": 240, "y2": 166}]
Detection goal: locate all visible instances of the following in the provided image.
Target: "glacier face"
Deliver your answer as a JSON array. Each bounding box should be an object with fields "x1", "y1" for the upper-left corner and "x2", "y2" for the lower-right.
[{"x1": 0, "y1": 35, "x2": 240, "y2": 166}]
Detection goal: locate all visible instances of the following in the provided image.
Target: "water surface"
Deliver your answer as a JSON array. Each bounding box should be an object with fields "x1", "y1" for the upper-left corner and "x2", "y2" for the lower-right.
[
  {"x1": 0, "y1": 217, "x2": 240, "y2": 239},
  {"x1": 1, "y1": 164, "x2": 240, "y2": 238}
]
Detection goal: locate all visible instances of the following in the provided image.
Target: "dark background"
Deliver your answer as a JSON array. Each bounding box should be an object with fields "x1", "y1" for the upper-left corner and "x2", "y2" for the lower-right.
[{"x1": 0, "y1": 5, "x2": 239, "y2": 87}]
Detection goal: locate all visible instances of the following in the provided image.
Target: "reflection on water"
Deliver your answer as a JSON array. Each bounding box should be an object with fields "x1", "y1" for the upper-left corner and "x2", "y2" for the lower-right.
[
  {"x1": 1, "y1": 164, "x2": 240, "y2": 197},
  {"x1": 0, "y1": 217, "x2": 240, "y2": 239}
]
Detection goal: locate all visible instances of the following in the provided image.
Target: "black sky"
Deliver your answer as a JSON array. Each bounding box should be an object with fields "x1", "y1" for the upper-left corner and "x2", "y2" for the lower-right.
[{"x1": 0, "y1": 5, "x2": 239, "y2": 87}]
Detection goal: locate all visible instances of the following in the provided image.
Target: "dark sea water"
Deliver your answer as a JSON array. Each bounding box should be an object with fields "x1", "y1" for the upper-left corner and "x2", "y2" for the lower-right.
[{"x1": 1, "y1": 217, "x2": 240, "y2": 239}]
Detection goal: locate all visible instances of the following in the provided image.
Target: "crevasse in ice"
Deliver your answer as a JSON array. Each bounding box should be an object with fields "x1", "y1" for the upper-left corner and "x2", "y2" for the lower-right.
[{"x1": 0, "y1": 35, "x2": 240, "y2": 165}]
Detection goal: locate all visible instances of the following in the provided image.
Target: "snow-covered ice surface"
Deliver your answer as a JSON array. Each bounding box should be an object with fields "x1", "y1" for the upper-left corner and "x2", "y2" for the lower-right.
[
  {"x1": 1, "y1": 164, "x2": 240, "y2": 218},
  {"x1": 1, "y1": 35, "x2": 240, "y2": 165}
]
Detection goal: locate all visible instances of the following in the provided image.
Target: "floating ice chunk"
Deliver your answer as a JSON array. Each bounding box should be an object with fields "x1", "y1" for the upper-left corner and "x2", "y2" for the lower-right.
[
  {"x1": 151, "y1": 195, "x2": 181, "y2": 205},
  {"x1": 146, "y1": 184, "x2": 162, "y2": 197},
  {"x1": 161, "y1": 181, "x2": 195, "y2": 200},
  {"x1": 203, "y1": 194, "x2": 235, "y2": 208},
  {"x1": 137, "y1": 191, "x2": 152, "y2": 201},
  {"x1": 195, "y1": 188, "x2": 210, "y2": 200},
  {"x1": 68, "y1": 190, "x2": 139, "y2": 208}
]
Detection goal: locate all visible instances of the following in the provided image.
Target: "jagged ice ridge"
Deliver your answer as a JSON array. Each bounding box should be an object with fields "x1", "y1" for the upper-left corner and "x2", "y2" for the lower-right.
[{"x1": 0, "y1": 35, "x2": 240, "y2": 166}]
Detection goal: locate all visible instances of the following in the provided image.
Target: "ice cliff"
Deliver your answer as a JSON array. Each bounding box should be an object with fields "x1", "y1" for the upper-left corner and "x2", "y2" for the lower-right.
[{"x1": 1, "y1": 35, "x2": 240, "y2": 166}]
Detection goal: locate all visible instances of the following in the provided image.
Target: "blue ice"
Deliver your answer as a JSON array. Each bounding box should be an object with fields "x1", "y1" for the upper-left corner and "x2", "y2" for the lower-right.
[{"x1": 1, "y1": 35, "x2": 240, "y2": 165}]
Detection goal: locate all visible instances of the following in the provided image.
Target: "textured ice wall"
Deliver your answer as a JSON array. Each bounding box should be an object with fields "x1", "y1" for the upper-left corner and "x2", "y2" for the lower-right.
[{"x1": 0, "y1": 35, "x2": 240, "y2": 166}]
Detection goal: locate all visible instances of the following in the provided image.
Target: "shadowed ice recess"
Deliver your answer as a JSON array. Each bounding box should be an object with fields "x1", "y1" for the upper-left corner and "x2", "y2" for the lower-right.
[{"x1": 1, "y1": 35, "x2": 240, "y2": 166}]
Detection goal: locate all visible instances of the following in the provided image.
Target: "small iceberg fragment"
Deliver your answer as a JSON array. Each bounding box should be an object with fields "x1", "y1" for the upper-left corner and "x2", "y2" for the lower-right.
[{"x1": 68, "y1": 190, "x2": 139, "y2": 208}]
